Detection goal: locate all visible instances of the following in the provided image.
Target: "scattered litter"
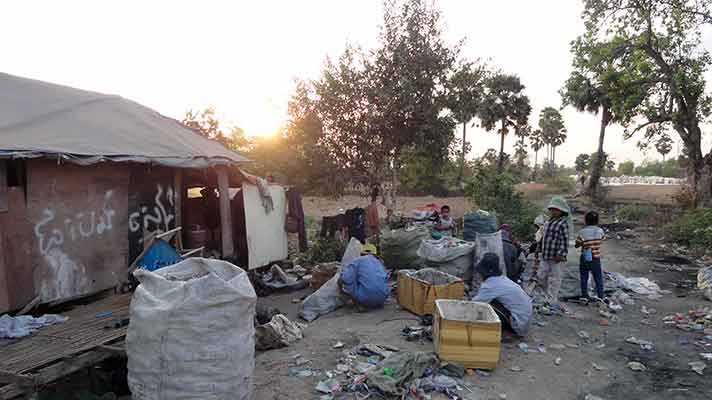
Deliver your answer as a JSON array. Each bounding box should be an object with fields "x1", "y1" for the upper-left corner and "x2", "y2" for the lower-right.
[
  {"x1": 255, "y1": 314, "x2": 306, "y2": 351},
  {"x1": 518, "y1": 343, "x2": 529, "y2": 353},
  {"x1": 534, "y1": 320, "x2": 548, "y2": 327},
  {"x1": 689, "y1": 361, "x2": 706, "y2": 375},
  {"x1": 510, "y1": 366, "x2": 523, "y2": 372},
  {"x1": 549, "y1": 344, "x2": 566, "y2": 351},
  {"x1": 499, "y1": 394, "x2": 507, "y2": 400},
  {"x1": 578, "y1": 331, "x2": 591, "y2": 341},
  {"x1": 565, "y1": 343, "x2": 580, "y2": 349},
  {"x1": 537, "y1": 344, "x2": 547, "y2": 353},
  {"x1": 610, "y1": 273, "x2": 663, "y2": 296},
  {"x1": 599, "y1": 319, "x2": 610, "y2": 327},
  {"x1": 585, "y1": 395, "x2": 605, "y2": 400},
  {"x1": 592, "y1": 363, "x2": 606, "y2": 371},
  {"x1": 596, "y1": 343, "x2": 606, "y2": 349},
  {"x1": 333, "y1": 341, "x2": 345, "y2": 349},
  {"x1": 288, "y1": 367, "x2": 316, "y2": 377},
  {"x1": 627, "y1": 361, "x2": 647, "y2": 371},
  {"x1": 625, "y1": 337, "x2": 654, "y2": 352},
  {"x1": 554, "y1": 357, "x2": 561, "y2": 366},
  {"x1": 475, "y1": 369, "x2": 491, "y2": 377},
  {"x1": 700, "y1": 353, "x2": 712, "y2": 361},
  {"x1": 315, "y1": 379, "x2": 342, "y2": 394}
]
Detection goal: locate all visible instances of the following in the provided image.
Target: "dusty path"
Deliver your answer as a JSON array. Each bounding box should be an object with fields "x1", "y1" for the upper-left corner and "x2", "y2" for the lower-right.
[{"x1": 253, "y1": 234, "x2": 711, "y2": 400}]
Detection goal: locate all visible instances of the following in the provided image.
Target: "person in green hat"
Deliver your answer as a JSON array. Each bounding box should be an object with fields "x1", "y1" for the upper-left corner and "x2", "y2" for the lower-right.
[{"x1": 536, "y1": 196, "x2": 570, "y2": 304}]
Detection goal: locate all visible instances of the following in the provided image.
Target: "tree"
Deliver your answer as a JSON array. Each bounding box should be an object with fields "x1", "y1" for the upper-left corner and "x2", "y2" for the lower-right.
[
  {"x1": 618, "y1": 160, "x2": 635, "y2": 176},
  {"x1": 575, "y1": 153, "x2": 591, "y2": 174},
  {"x1": 477, "y1": 73, "x2": 532, "y2": 172},
  {"x1": 513, "y1": 124, "x2": 530, "y2": 168},
  {"x1": 286, "y1": 0, "x2": 461, "y2": 196},
  {"x1": 655, "y1": 133, "x2": 674, "y2": 162},
  {"x1": 181, "y1": 107, "x2": 249, "y2": 151},
  {"x1": 538, "y1": 107, "x2": 566, "y2": 174},
  {"x1": 446, "y1": 61, "x2": 486, "y2": 185},
  {"x1": 582, "y1": 0, "x2": 712, "y2": 205},
  {"x1": 529, "y1": 128, "x2": 545, "y2": 180}
]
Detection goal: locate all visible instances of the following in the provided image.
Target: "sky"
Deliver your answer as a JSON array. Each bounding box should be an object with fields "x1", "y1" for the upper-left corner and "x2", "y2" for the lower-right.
[{"x1": 2, "y1": 0, "x2": 711, "y2": 166}]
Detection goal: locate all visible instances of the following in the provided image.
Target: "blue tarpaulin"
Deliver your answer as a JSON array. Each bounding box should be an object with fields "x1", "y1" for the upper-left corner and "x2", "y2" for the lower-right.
[{"x1": 137, "y1": 240, "x2": 183, "y2": 272}]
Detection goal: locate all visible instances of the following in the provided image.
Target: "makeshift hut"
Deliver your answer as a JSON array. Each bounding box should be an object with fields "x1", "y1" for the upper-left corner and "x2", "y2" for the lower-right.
[{"x1": 0, "y1": 73, "x2": 290, "y2": 313}]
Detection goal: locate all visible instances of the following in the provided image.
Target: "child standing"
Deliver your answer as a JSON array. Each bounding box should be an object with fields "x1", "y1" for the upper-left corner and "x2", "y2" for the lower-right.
[
  {"x1": 576, "y1": 211, "x2": 605, "y2": 300},
  {"x1": 537, "y1": 197, "x2": 570, "y2": 304}
]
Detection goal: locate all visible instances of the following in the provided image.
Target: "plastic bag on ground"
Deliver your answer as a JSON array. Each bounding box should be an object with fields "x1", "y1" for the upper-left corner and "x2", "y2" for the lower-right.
[
  {"x1": 609, "y1": 273, "x2": 662, "y2": 296},
  {"x1": 463, "y1": 210, "x2": 498, "y2": 241},
  {"x1": 381, "y1": 227, "x2": 430, "y2": 270},
  {"x1": 255, "y1": 314, "x2": 306, "y2": 351},
  {"x1": 127, "y1": 258, "x2": 256, "y2": 400},
  {"x1": 697, "y1": 266, "x2": 712, "y2": 301}
]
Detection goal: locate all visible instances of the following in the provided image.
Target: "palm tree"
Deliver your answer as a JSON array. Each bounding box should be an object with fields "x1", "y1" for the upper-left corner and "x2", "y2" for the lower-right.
[
  {"x1": 561, "y1": 71, "x2": 611, "y2": 199},
  {"x1": 477, "y1": 73, "x2": 532, "y2": 172},
  {"x1": 530, "y1": 129, "x2": 545, "y2": 168}
]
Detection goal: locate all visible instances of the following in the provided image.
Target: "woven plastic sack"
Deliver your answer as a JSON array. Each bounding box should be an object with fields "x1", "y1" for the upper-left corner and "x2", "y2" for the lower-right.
[
  {"x1": 299, "y1": 238, "x2": 362, "y2": 322},
  {"x1": 127, "y1": 258, "x2": 256, "y2": 400},
  {"x1": 463, "y1": 210, "x2": 498, "y2": 241},
  {"x1": 473, "y1": 231, "x2": 506, "y2": 276},
  {"x1": 381, "y1": 227, "x2": 429, "y2": 270},
  {"x1": 417, "y1": 238, "x2": 475, "y2": 278},
  {"x1": 697, "y1": 266, "x2": 712, "y2": 301}
]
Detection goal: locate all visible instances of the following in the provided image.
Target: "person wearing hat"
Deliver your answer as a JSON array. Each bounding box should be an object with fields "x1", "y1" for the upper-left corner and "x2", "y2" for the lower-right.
[
  {"x1": 537, "y1": 196, "x2": 571, "y2": 304},
  {"x1": 337, "y1": 244, "x2": 390, "y2": 310},
  {"x1": 472, "y1": 252, "x2": 533, "y2": 337}
]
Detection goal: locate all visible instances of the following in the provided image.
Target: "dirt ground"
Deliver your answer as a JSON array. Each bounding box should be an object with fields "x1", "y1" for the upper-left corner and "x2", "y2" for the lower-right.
[
  {"x1": 302, "y1": 196, "x2": 473, "y2": 219},
  {"x1": 254, "y1": 229, "x2": 712, "y2": 400}
]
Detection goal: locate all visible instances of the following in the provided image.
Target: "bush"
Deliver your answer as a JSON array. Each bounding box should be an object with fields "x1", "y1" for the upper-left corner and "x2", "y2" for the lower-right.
[
  {"x1": 616, "y1": 204, "x2": 655, "y2": 222},
  {"x1": 300, "y1": 237, "x2": 345, "y2": 265},
  {"x1": 466, "y1": 163, "x2": 540, "y2": 241},
  {"x1": 540, "y1": 175, "x2": 575, "y2": 194},
  {"x1": 666, "y1": 208, "x2": 712, "y2": 254}
]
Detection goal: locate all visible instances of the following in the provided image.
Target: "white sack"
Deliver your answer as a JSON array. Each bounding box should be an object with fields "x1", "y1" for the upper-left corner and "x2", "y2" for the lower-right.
[{"x1": 127, "y1": 258, "x2": 257, "y2": 400}]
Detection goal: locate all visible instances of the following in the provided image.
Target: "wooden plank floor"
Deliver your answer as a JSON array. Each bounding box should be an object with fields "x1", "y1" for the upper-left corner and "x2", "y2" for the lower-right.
[{"x1": 0, "y1": 293, "x2": 131, "y2": 375}]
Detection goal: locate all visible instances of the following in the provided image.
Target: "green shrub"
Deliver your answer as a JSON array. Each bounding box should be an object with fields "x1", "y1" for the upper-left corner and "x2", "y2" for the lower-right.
[
  {"x1": 466, "y1": 163, "x2": 540, "y2": 241},
  {"x1": 666, "y1": 208, "x2": 712, "y2": 254},
  {"x1": 300, "y1": 237, "x2": 345, "y2": 265},
  {"x1": 616, "y1": 204, "x2": 655, "y2": 222},
  {"x1": 540, "y1": 175, "x2": 575, "y2": 194}
]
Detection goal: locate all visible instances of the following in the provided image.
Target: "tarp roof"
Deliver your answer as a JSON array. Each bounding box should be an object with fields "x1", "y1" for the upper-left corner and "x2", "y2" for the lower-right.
[{"x1": 0, "y1": 73, "x2": 250, "y2": 168}]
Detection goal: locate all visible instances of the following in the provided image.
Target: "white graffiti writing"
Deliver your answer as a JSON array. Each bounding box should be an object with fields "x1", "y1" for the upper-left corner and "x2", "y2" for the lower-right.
[
  {"x1": 34, "y1": 191, "x2": 116, "y2": 256},
  {"x1": 129, "y1": 184, "x2": 175, "y2": 234}
]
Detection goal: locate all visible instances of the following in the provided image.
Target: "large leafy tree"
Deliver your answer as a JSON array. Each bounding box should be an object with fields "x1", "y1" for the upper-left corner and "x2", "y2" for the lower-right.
[
  {"x1": 446, "y1": 60, "x2": 486, "y2": 185},
  {"x1": 560, "y1": 35, "x2": 644, "y2": 200},
  {"x1": 477, "y1": 73, "x2": 532, "y2": 172},
  {"x1": 582, "y1": 0, "x2": 712, "y2": 205},
  {"x1": 181, "y1": 107, "x2": 249, "y2": 151},
  {"x1": 288, "y1": 0, "x2": 460, "y2": 196}
]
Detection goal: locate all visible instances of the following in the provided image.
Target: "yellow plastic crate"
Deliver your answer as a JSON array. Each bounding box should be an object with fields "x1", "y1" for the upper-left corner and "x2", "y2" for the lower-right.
[
  {"x1": 433, "y1": 300, "x2": 501, "y2": 369},
  {"x1": 397, "y1": 269, "x2": 465, "y2": 316}
]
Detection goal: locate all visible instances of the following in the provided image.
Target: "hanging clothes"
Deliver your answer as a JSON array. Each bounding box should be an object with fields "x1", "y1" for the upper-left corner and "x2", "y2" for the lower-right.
[
  {"x1": 345, "y1": 207, "x2": 366, "y2": 244},
  {"x1": 286, "y1": 187, "x2": 308, "y2": 252}
]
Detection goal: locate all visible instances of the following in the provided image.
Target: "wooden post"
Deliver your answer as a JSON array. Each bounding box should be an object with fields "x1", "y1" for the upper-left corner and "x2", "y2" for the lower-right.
[
  {"x1": 173, "y1": 169, "x2": 183, "y2": 228},
  {"x1": 216, "y1": 166, "x2": 234, "y2": 258}
]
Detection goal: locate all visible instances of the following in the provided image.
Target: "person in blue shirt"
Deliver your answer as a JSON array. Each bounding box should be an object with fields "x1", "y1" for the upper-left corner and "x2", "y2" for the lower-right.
[{"x1": 338, "y1": 244, "x2": 390, "y2": 309}]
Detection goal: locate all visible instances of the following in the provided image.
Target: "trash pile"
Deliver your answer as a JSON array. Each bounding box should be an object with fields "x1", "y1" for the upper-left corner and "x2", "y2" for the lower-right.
[
  {"x1": 663, "y1": 308, "x2": 712, "y2": 336},
  {"x1": 313, "y1": 344, "x2": 477, "y2": 399},
  {"x1": 698, "y1": 265, "x2": 712, "y2": 301},
  {"x1": 255, "y1": 314, "x2": 306, "y2": 351},
  {"x1": 381, "y1": 227, "x2": 430, "y2": 270},
  {"x1": 256, "y1": 263, "x2": 310, "y2": 294}
]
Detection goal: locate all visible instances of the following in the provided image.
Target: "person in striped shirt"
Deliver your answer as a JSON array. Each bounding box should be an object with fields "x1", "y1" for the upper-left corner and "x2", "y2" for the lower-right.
[{"x1": 575, "y1": 211, "x2": 606, "y2": 300}]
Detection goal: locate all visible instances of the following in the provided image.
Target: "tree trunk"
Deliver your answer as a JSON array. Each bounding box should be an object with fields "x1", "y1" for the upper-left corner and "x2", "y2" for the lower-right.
[
  {"x1": 587, "y1": 107, "x2": 611, "y2": 202},
  {"x1": 497, "y1": 120, "x2": 506, "y2": 172},
  {"x1": 534, "y1": 149, "x2": 538, "y2": 168},
  {"x1": 458, "y1": 122, "x2": 466, "y2": 185}
]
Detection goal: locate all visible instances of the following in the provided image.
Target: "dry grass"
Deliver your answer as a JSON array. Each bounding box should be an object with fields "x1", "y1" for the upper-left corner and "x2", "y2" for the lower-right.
[{"x1": 302, "y1": 195, "x2": 473, "y2": 218}]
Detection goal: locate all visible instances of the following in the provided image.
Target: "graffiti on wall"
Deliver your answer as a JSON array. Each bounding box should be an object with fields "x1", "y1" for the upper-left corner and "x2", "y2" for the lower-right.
[
  {"x1": 33, "y1": 191, "x2": 116, "y2": 300},
  {"x1": 128, "y1": 184, "x2": 175, "y2": 235}
]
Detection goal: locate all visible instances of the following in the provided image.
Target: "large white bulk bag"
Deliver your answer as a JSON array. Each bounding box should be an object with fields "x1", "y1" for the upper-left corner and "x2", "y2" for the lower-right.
[{"x1": 127, "y1": 258, "x2": 256, "y2": 400}]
